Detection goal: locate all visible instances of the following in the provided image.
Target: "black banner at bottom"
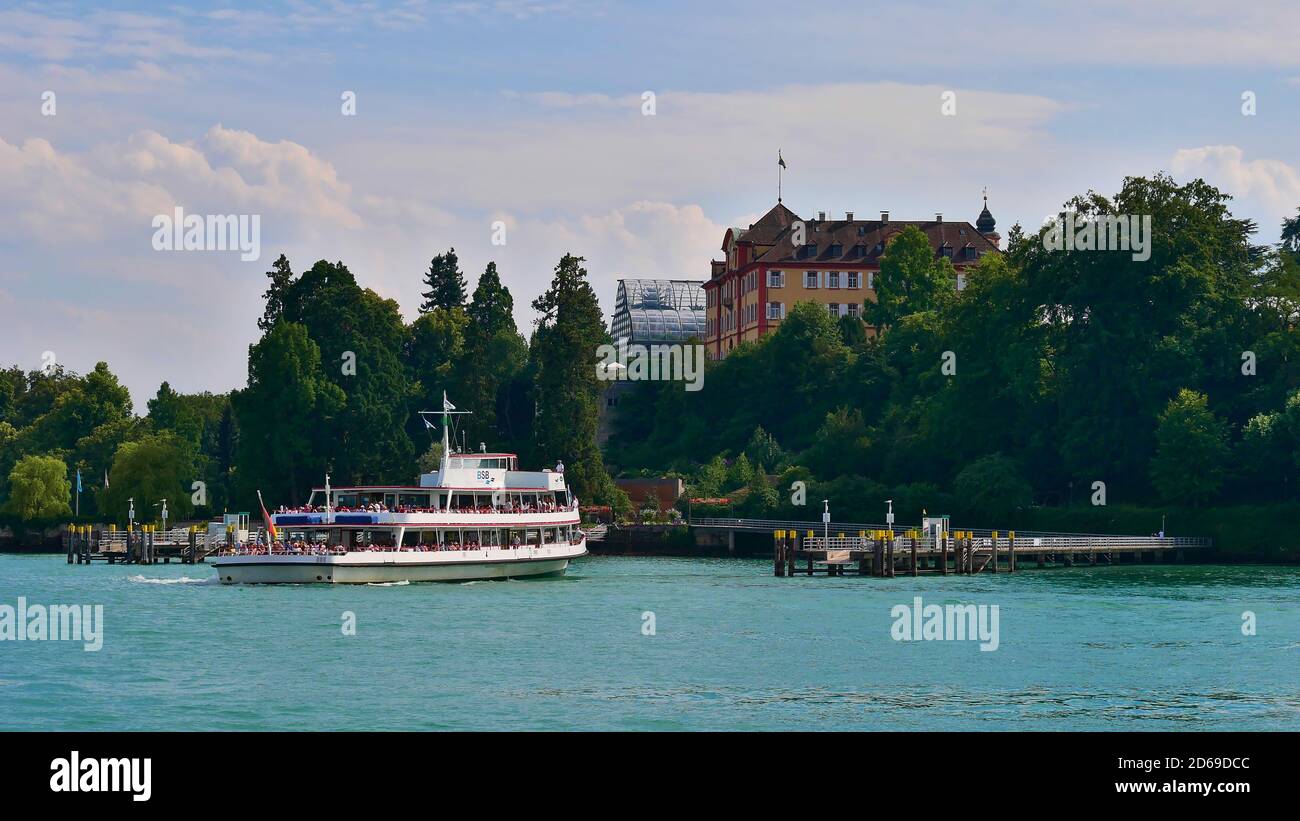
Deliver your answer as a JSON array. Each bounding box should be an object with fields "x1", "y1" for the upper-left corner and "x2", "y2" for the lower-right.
[{"x1": 0, "y1": 731, "x2": 1282, "y2": 809}]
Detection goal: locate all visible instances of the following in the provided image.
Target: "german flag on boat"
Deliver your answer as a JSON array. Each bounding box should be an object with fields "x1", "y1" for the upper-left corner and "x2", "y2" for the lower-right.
[{"x1": 257, "y1": 490, "x2": 278, "y2": 542}]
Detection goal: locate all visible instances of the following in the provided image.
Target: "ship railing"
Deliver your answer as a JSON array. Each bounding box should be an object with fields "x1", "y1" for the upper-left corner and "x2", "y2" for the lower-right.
[{"x1": 275, "y1": 503, "x2": 580, "y2": 515}]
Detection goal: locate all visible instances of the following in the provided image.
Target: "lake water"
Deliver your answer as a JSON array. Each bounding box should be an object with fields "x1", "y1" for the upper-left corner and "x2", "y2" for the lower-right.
[{"x1": 1, "y1": 554, "x2": 1296, "y2": 730}]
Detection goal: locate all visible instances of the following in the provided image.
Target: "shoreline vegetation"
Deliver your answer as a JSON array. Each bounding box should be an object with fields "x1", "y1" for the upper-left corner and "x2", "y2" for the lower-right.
[{"x1": 3, "y1": 175, "x2": 1300, "y2": 564}]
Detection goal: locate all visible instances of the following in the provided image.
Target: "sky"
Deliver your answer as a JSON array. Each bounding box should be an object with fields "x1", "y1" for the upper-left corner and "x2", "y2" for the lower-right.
[{"x1": 1, "y1": 0, "x2": 1299, "y2": 409}]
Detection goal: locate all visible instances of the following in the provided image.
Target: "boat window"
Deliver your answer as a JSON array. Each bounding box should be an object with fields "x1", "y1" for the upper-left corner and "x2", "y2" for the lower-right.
[{"x1": 399, "y1": 493, "x2": 428, "y2": 509}]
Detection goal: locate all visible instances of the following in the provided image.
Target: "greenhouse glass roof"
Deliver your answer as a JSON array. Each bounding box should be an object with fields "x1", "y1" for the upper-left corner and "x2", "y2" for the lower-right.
[{"x1": 611, "y1": 279, "x2": 706, "y2": 344}]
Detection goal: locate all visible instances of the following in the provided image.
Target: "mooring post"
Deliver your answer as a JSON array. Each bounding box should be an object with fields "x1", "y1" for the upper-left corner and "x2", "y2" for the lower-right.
[
  {"x1": 774, "y1": 530, "x2": 784, "y2": 576},
  {"x1": 1008, "y1": 531, "x2": 1016, "y2": 572},
  {"x1": 910, "y1": 532, "x2": 918, "y2": 577},
  {"x1": 991, "y1": 531, "x2": 999, "y2": 573},
  {"x1": 940, "y1": 532, "x2": 948, "y2": 575},
  {"x1": 806, "y1": 530, "x2": 814, "y2": 576}
]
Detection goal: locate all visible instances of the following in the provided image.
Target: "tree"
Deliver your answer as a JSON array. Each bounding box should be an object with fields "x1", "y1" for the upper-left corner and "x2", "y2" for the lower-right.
[
  {"x1": 744, "y1": 427, "x2": 785, "y2": 470},
  {"x1": 952, "y1": 453, "x2": 1032, "y2": 522},
  {"x1": 689, "y1": 454, "x2": 729, "y2": 499},
  {"x1": 101, "y1": 433, "x2": 195, "y2": 523},
  {"x1": 1150, "y1": 389, "x2": 1229, "y2": 505},
  {"x1": 4, "y1": 454, "x2": 72, "y2": 520},
  {"x1": 278, "y1": 260, "x2": 416, "y2": 485},
  {"x1": 1281, "y1": 208, "x2": 1300, "y2": 262},
  {"x1": 837, "y1": 313, "x2": 868, "y2": 347},
  {"x1": 406, "y1": 307, "x2": 467, "y2": 445},
  {"x1": 467, "y1": 261, "x2": 514, "y2": 331},
  {"x1": 420, "y1": 247, "x2": 466, "y2": 313},
  {"x1": 864, "y1": 225, "x2": 953, "y2": 333},
  {"x1": 801, "y1": 407, "x2": 873, "y2": 480},
  {"x1": 530, "y1": 253, "x2": 615, "y2": 503},
  {"x1": 727, "y1": 452, "x2": 754, "y2": 489},
  {"x1": 739, "y1": 461, "x2": 778, "y2": 516},
  {"x1": 1021, "y1": 175, "x2": 1259, "y2": 498},
  {"x1": 259, "y1": 254, "x2": 294, "y2": 331},
  {"x1": 231, "y1": 322, "x2": 344, "y2": 506},
  {"x1": 461, "y1": 262, "x2": 528, "y2": 446}
]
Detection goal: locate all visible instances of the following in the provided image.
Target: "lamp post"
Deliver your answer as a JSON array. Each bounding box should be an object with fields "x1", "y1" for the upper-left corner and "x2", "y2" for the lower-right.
[
  {"x1": 822, "y1": 499, "x2": 830, "y2": 540},
  {"x1": 158, "y1": 499, "x2": 169, "y2": 533},
  {"x1": 127, "y1": 497, "x2": 135, "y2": 531}
]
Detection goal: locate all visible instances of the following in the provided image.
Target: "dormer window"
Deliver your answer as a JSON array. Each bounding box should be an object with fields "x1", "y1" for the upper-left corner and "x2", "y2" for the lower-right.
[
  {"x1": 940, "y1": 243, "x2": 954, "y2": 258},
  {"x1": 829, "y1": 243, "x2": 843, "y2": 257}
]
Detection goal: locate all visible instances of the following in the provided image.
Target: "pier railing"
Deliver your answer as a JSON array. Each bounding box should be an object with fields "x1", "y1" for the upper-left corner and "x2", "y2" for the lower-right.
[
  {"x1": 802, "y1": 534, "x2": 1210, "y2": 553},
  {"x1": 691, "y1": 517, "x2": 1211, "y2": 549}
]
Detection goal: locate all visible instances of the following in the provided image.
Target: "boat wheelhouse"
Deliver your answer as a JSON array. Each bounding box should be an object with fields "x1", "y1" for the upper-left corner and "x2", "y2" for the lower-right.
[{"x1": 210, "y1": 397, "x2": 587, "y2": 584}]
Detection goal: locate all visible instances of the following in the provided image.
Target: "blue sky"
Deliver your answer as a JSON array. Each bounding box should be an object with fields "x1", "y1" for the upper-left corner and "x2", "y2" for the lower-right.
[{"x1": 1, "y1": 0, "x2": 1298, "y2": 408}]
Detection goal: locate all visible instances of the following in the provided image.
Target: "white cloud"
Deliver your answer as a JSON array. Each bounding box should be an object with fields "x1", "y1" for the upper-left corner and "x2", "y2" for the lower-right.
[{"x1": 1170, "y1": 145, "x2": 1300, "y2": 227}]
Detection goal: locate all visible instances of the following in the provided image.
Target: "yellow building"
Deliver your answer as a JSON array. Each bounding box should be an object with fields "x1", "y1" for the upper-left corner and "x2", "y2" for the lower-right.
[{"x1": 703, "y1": 199, "x2": 1000, "y2": 359}]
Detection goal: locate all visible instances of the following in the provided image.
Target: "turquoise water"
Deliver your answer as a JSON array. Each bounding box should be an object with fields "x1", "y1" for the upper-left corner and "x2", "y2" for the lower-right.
[{"x1": 0, "y1": 554, "x2": 1297, "y2": 730}]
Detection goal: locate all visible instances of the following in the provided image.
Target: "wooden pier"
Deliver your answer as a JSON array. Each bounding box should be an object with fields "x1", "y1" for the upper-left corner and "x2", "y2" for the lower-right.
[
  {"x1": 64, "y1": 525, "x2": 213, "y2": 565},
  {"x1": 771, "y1": 529, "x2": 1210, "y2": 577}
]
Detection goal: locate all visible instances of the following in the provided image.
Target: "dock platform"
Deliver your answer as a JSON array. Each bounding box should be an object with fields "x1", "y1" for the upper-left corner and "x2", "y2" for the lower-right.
[
  {"x1": 770, "y1": 529, "x2": 1211, "y2": 577},
  {"x1": 64, "y1": 525, "x2": 212, "y2": 565}
]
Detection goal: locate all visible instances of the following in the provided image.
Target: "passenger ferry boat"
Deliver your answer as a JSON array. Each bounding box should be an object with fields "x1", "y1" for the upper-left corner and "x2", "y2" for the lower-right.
[{"x1": 210, "y1": 397, "x2": 587, "y2": 584}]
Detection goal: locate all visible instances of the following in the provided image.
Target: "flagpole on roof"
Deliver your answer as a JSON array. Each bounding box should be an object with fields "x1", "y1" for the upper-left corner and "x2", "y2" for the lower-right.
[{"x1": 778, "y1": 149, "x2": 786, "y2": 203}]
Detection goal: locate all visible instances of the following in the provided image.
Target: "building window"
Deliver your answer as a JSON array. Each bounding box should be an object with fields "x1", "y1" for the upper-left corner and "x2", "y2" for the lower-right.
[
  {"x1": 829, "y1": 303, "x2": 840, "y2": 317},
  {"x1": 963, "y1": 246, "x2": 978, "y2": 260},
  {"x1": 805, "y1": 271, "x2": 818, "y2": 288},
  {"x1": 767, "y1": 301, "x2": 784, "y2": 320},
  {"x1": 828, "y1": 271, "x2": 840, "y2": 289},
  {"x1": 769, "y1": 270, "x2": 784, "y2": 288},
  {"x1": 847, "y1": 272, "x2": 859, "y2": 288},
  {"x1": 867, "y1": 272, "x2": 875, "y2": 290},
  {"x1": 829, "y1": 243, "x2": 842, "y2": 257},
  {"x1": 956, "y1": 274, "x2": 967, "y2": 291},
  {"x1": 940, "y1": 244, "x2": 954, "y2": 258},
  {"x1": 847, "y1": 302, "x2": 859, "y2": 317}
]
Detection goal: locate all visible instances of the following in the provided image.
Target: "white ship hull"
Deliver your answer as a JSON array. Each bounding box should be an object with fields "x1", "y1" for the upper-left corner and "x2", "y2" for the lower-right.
[{"x1": 211, "y1": 539, "x2": 587, "y2": 585}]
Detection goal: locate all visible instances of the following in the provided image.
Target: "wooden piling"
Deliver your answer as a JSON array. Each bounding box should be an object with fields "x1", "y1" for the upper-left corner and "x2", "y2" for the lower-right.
[
  {"x1": 1008, "y1": 531, "x2": 1016, "y2": 572},
  {"x1": 991, "y1": 531, "x2": 998, "y2": 573}
]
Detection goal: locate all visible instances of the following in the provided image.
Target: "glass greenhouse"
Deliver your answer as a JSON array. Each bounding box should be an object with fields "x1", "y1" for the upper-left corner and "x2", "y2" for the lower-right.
[{"x1": 610, "y1": 279, "x2": 706, "y2": 344}]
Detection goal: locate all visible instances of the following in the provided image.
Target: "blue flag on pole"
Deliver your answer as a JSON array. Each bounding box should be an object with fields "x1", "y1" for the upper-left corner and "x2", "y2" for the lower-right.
[{"x1": 76, "y1": 469, "x2": 82, "y2": 493}]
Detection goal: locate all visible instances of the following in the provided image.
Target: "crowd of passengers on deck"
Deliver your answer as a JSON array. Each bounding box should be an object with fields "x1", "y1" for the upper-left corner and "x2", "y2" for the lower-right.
[{"x1": 276, "y1": 499, "x2": 575, "y2": 515}]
